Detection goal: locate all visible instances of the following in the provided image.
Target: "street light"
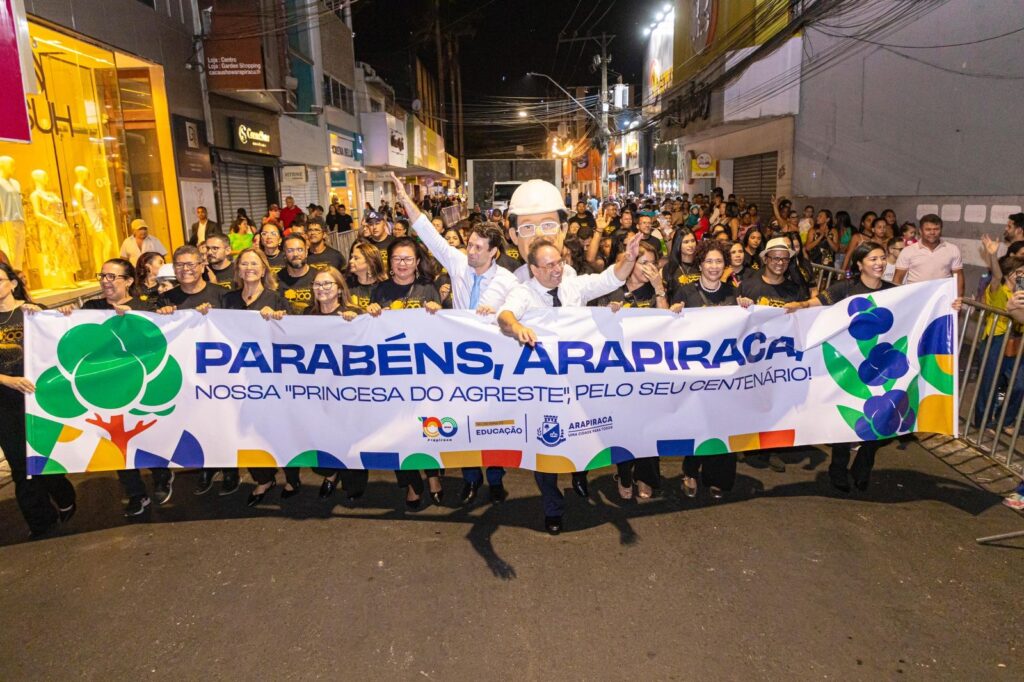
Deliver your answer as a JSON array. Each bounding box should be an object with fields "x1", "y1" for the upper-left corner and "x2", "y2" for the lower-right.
[
  {"x1": 518, "y1": 110, "x2": 527, "y2": 118},
  {"x1": 526, "y1": 72, "x2": 597, "y2": 121}
]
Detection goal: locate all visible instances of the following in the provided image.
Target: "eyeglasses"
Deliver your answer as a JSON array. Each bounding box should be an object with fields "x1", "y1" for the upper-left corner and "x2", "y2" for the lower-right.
[
  {"x1": 312, "y1": 282, "x2": 337, "y2": 290},
  {"x1": 765, "y1": 255, "x2": 791, "y2": 264},
  {"x1": 391, "y1": 256, "x2": 416, "y2": 265},
  {"x1": 516, "y1": 221, "x2": 561, "y2": 238},
  {"x1": 173, "y1": 262, "x2": 201, "y2": 271},
  {"x1": 96, "y1": 273, "x2": 130, "y2": 282}
]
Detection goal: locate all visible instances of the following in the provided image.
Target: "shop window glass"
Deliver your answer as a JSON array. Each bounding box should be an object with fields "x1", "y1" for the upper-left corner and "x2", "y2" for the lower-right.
[{"x1": 0, "y1": 23, "x2": 176, "y2": 300}]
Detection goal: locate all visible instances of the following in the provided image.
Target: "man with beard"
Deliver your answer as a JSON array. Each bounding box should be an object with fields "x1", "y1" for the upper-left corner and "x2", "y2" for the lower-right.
[
  {"x1": 204, "y1": 233, "x2": 235, "y2": 289},
  {"x1": 278, "y1": 233, "x2": 316, "y2": 314},
  {"x1": 305, "y1": 222, "x2": 346, "y2": 272},
  {"x1": 567, "y1": 200, "x2": 596, "y2": 236},
  {"x1": 391, "y1": 172, "x2": 518, "y2": 505}
]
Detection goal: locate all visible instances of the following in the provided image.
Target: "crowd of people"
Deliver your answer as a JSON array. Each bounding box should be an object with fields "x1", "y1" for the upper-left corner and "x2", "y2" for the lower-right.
[{"x1": 2, "y1": 174, "x2": 1007, "y2": 540}]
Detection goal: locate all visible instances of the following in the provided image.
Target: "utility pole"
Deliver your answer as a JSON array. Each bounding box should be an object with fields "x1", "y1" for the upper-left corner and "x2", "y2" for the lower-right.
[{"x1": 557, "y1": 33, "x2": 614, "y2": 198}]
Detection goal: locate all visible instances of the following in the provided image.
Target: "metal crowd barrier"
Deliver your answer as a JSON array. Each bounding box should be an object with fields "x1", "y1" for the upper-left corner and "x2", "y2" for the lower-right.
[
  {"x1": 809, "y1": 262, "x2": 848, "y2": 290},
  {"x1": 325, "y1": 230, "x2": 359, "y2": 258},
  {"x1": 955, "y1": 300, "x2": 1024, "y2": 479}
]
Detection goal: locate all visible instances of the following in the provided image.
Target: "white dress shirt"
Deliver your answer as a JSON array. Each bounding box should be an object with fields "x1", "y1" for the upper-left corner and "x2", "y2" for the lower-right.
[
  {"x1": 411, "y1": 213, "x2": 519, "y2": 309},
  {"x1": 499, "y1": 265, "x2": 625, "y2": 319}
]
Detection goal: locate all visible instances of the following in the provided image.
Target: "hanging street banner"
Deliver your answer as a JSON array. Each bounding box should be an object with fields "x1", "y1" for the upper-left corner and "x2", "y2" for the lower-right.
[{"x1": 23, "y1": 280, "x2": 957, "y2": 475}]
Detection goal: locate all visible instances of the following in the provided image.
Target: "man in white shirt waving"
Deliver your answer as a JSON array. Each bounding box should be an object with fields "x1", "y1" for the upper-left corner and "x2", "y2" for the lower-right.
[
  {"x1": 497, "y1": 231, "x2": 641, "y2": 535},
  {"x1": 390, "y1": 172, "x2": 519, "y2": 505}
]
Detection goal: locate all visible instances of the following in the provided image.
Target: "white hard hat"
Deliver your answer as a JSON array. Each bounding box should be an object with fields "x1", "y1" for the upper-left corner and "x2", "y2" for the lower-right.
[
  {"x1": 156, "y1": 263, "x2": 177, "y2": 282},
  {"x1": 508, "y1": 179, "x2": 564, "y2": 218}
]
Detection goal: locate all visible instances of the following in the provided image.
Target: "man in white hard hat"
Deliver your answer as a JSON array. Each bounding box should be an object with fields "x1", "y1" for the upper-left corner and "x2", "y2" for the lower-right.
[{"x1": 507, "y1": 179, "x2": 576, "y2": 283}]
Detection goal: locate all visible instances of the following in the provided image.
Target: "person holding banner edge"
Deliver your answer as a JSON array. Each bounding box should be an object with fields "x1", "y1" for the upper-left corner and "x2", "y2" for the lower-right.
[
  {"x1": 390, "y1": 171, "x2": 519, "y2": 506},
  {"x1": 787, "y1": 240, "x2": 961, "y2": 492},
  {"x1": 0, "y1": 262, "x2": 78, "y2": 538},
  {"x1": 497, "y1": 229, "x2": 642, "y2": 535}
]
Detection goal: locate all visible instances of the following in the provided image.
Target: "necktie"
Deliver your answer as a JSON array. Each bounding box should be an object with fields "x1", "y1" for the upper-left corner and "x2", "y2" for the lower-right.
[
  {"x1": 469, "y1": 273, "x2": 483, "y2": 309},
  {"x1": 548, "y1": 287, "x2": 562, "y2": 307}
]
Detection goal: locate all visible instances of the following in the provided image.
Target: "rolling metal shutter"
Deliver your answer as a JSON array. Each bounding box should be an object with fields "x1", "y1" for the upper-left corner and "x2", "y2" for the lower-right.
[
  {"x1": 281, "y1": 167, "x2": 322, "y2": 209},
  {"x1": 218, "y1": 163, "x2": 269, "y2": 219},
  {"x1": 731, "y1": 152, "x2": 778, "y2": 216}
]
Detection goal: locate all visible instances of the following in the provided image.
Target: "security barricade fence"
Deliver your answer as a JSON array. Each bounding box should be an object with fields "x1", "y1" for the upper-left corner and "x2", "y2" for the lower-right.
[
  {"x1": 809, "y1": 262, "x2": 847, "y2": 291},
  {"x1": 955, "y1": 299, "x2": 1024, "y2": 480},
  {"x1": 325, "y1": 229, "x2": 359, "y2": 259}
]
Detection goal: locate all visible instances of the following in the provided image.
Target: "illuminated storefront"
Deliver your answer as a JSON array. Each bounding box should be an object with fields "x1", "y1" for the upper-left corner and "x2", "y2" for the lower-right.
[
  {"x1": 327, "y1": 127, "x2": 364, "y2": 219},
  {"x1": 0, "y1": 21, "x2": 180, "y2": 300}
]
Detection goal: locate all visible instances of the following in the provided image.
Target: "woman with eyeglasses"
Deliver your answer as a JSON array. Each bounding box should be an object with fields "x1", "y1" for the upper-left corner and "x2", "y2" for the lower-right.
[
  {"x1": 258, "y1": 222, "x2": 288, "y2": 275},
  {"x1": 305, "y1": 266, "x2": 370, "y2": 501},
  {"x1": 0, "y1": 262, "x2": 77, "y2": 538},
  {"x1": 368, "y1": 238, "x2": 445, "y2": 509},
  {"x1": 220, "y1": 248, "x2": 294, "y2": 506},
  {"x1": 60, "y1": 259, "x2": 173, "y2": 516}
]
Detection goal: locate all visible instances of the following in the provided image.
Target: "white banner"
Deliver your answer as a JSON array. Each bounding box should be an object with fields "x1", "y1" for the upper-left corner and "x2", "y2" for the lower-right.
[{"x1": 23, "y1": 280, "x2": 958, "y2": 475}]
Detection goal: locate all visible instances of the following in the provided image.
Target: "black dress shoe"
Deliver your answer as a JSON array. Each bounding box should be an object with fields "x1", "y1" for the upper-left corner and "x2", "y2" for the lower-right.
[
  {"x1": 544, "y1": 516, "x2": 562, "y2": 535},
  {"x1": 430, "y1": 489, "x2": 444, "y2": 505},
  {"x1": 490, "y1": 484, "x2": 508, "y2": 504},
  {"x1": 406, "y1": 496, "x2": 422, "y2": 511},
  {"x1": 194, "y1": 470, "x2": 216, "y2": 495},
  {"x1": 459, "y1": 481, "x2": 480, "y2": 505},
  {"x1": 319, "y1": 477, "x2": 337, "y2": 499},
  {"x1": 247, "y1": 481, "x2": 276, "y2": 507},
  {"x1": 571, "y1": 474, "x2": 589, "y2": 498},
  {"x1": 280, "y1": 484, "x2": 301, "y2": 500},
  {"x1": 345, "y1": 488, "x2": 365, "y2": 501},
  {"x1": 853, "y1": 478, "x2": 869, "y2": 492}
]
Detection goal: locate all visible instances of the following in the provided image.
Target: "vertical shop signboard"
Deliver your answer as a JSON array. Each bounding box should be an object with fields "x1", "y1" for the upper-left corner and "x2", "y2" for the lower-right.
[{"x1": 0, "y1": 0, "x2": 31, "y2": 143}]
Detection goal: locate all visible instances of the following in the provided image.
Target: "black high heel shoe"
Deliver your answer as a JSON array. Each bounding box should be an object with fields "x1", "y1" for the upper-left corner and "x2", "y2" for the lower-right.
[
  {"x1": 430, "y1": 488, "x2": 444, "y2": 505},
  {"x1": 319, "y1": 477, "x2": 337, "y2": 499},
  {"x1": 247, "y1": 481, "x2": 276, "y2": 507},
  {"x1": 405, "y1": 495, "x2": 422, "y2": 510},
  {"x1": 281, "y1": 483, "x2": 301, "y2": 500}
]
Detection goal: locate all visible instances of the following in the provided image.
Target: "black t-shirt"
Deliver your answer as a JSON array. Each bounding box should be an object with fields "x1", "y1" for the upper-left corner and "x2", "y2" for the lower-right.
[
  {"x1": 223, "y1": 287, "x2": 291, "y2": 312},
  {"x1": 818, "y1": 277, "x2": 895, "y2": 306},
  {"x1": 307, "y1": 245, "x2": 346, "y2": 273},
  {"x1": 336, "y1": 214, "x2": 354, "y2": 232},
  {"x1": 501, "y1": 240, "x2": 524, "y2": 268},
  {"x1": 264, "y1": 250, "x2": 288, "y2": 276},
  {"x1": 673, "y1": 280, "x2": 738, "y2": 308},
  {"x1": 369, "y1": 236, "x2": 395, "y2": 269},
  {"x1": 207, "y1": 261, "x2": 236, "y2": 290},
  {"x1": 134, "y1": 284, "x2": 161, "y2": 311},
  {"x1": 82, "y1": 297, "x2": 153, "y2": 312},
  {"x1": 0, "y1": 305, "x2": 31, "y2": 406},
  {"x1": 597, "y1": 281, "x2": 660, "y2": 308},
  {"x1": 663, "y1": 260, "x2": 701, "y2": 300},
  {"x1": 371, "y1": 279, "x2": 440, "y2": 310},
  {"x1": 497, "y1": 252, "x2": 521, "y2": 273},
  {"x1": 568, "y1": 213, "x2": 596, "y2": 232},
  {"x1": 157, "y1": 283, "x2": 227, "y2": 310},
  {"x1": 277, "y1": 268, "x2": 317, "y2": 314},
  {"x1": 304, "y1": 301, "x2": 361, "y2": 316},
  {"x1": 348, "y1": 282, "x2": 375, "y2": 311},
  {"x1": 739, "y1": 275, "x2": 808, "y2": 307}
]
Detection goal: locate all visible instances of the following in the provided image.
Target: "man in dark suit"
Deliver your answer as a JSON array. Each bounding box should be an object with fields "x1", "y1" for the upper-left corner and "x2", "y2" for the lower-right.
[{"x1": 187, "y1": 206, "x2": 222, "y2": 246}]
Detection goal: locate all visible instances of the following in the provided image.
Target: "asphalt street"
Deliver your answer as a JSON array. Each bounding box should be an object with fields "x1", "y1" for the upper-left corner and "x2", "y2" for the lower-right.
[{"x1": 1, "y1": 443, "x2": 1021, "y2": 680}]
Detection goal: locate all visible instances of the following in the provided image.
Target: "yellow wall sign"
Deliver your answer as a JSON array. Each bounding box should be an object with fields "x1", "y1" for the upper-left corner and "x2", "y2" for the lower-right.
[{"x1": 690, "y1": 152, "x2": 717, "y2": 179}]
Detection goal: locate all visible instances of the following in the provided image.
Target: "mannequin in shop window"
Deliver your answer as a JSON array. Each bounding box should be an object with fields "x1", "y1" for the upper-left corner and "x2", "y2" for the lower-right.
[
  {"x1": 0, "y1": 156, "x2": 26, "y2": 271},
  {"x1": 73, "y1": 166, "x2": 113, "y2": 270},
  {"x1": 29, "y1": 169, "x2": 80, "y2": 289}
]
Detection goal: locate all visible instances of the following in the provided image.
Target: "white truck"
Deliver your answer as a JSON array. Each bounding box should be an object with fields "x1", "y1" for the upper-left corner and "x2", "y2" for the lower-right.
[{"x1": 466, "y1": 159, "x2": 563, "y2": 212}]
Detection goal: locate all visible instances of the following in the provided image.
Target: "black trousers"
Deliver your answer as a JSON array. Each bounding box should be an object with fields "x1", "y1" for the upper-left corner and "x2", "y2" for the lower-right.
[
  {"x1": 250, "y1": 467, "x2": 300, "y2": 487},
  {"x1": 117, "y1": 468, "x2": 171, "y2": 499},
  {"x1": 313, "y1": 467, "x2": 369, "y2": 495},
  {"x1": 395, "y1": 469, "x2": 441, "y2": 493},
  {"x1": 682, "y1": 454, "x2": 737, "y2": 491},
  {"x1": 830, "y1": 440, "x2": 888, "y2": 486},
  {"x1": 1, "y1": 402, "x2": 76, "y2": 534},
  {"x1": 617, "y1": 457, "x2": 661, "y2": 488}
]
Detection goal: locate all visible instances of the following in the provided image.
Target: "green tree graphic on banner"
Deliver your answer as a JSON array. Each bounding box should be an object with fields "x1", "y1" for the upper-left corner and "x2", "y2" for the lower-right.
[{"x1": 34, "y1": 314, "x2": 182, "y2": 462}]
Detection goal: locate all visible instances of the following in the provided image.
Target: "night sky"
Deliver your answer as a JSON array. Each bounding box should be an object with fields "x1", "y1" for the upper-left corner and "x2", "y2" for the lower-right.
[{"x1": 352, "y1": 0, "x2": 658, "y2": 156}]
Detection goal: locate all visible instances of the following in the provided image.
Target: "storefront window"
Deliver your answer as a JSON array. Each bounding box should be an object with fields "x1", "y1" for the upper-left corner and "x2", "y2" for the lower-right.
[{"x1": 0, "y1": 23, "x2": 178, "y2": 301}]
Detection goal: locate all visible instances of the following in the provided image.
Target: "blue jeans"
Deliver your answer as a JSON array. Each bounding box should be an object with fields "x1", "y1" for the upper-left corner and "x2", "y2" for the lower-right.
[
  {"x1": 974, "y1": 334, "x2": 1024, "y2": 427},
  {"x1": 462, "y1": 467, "x2": 505, "y2": 486}
]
